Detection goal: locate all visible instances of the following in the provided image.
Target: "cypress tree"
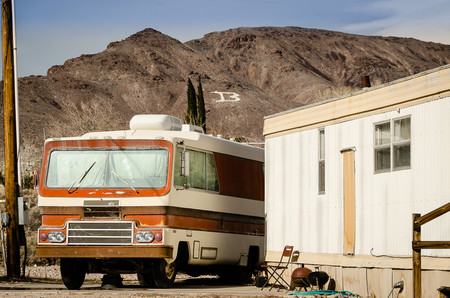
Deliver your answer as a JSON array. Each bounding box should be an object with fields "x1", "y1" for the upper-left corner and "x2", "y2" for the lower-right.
[
  {"x1": 185, "y1": 78, "x2": 197, "y2": 124},
  {"x1": 196, "y1": 77, "x2": 206, "y2": 132}
]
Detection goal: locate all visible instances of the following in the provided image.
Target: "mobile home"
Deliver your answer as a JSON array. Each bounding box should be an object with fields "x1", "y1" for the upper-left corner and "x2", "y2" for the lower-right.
[
  {"x1": 36, "y1": 115, "x2": 264, "y2": 289},
  {"x1": 263, "y1": 65, "x2": 450, "y2": 296}
]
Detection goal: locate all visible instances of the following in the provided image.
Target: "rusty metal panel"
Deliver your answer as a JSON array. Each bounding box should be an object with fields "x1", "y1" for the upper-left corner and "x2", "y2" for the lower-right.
[
  {"x1": 215, "y1": 153, "x2": 264, "y2": 200},
  {"x1": 35, "y1": 245, "x2": 173, "y2": 258}
]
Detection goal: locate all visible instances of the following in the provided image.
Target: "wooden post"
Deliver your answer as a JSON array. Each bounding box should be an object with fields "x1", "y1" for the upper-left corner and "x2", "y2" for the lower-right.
[
  {"x1": 413, "y1": 213, "x2": 421, "y2": 298},
  {"x1": 2, "y1": 0, "x2": 20, "y2": 279}
]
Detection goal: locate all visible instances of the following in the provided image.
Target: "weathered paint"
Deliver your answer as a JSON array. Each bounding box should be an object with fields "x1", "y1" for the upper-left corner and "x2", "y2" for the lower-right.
[{"x1": 37, "y1": 117, "x2": 265, "y2": 273}]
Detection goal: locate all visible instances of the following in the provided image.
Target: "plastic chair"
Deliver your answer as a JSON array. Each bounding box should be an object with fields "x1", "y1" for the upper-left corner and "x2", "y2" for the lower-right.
[{"x1": 260, "y1": 245, "x2": 294, "y2": 291}]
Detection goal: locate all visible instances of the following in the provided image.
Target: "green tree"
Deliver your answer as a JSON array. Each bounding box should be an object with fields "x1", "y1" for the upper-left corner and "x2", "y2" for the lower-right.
[
  {"x1": 196, "y1": 77, "x2": 206, "y2": 132},
  {"x1": 185, "y1": 78, "x2": 197, "y2": 125}
]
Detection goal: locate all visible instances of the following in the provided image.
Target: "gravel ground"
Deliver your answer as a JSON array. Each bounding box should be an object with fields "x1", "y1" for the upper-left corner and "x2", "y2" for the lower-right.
[
  {"x1": 0, "y1": 264, "x2": 124, "y2": 281},
  {"x1": 0, "y1": 264, "x2": 210, "y2": 284},
  {"x1": 0, "y1": 265, "x2": 289, "y2": 298}
]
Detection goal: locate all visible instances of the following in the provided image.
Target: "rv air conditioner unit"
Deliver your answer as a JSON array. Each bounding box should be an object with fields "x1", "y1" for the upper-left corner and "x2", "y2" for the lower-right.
[
  {"x1": 182, "y1": 124, "x2": 204, "y2": 133},
  {"x1": 130, "y1": 115, "x2": 182, "y2": 131}
]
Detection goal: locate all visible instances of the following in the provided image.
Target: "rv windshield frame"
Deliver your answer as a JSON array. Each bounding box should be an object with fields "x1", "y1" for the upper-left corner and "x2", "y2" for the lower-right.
[
  {"x1": 46, "y1": 149, "x2": 169, "y2": 190},
  {"x1": 39, "y1": 139, "x2": 173, "y2": 197}
]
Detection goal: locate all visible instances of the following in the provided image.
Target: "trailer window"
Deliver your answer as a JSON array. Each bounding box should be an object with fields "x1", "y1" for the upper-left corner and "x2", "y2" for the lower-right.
[
  {"x1": 393, "y1": 117, "x2": 411, "y2": 168},
  {"x1": 374, "y1": 116, "x2": 411, "y2": 173},
  {"x1": 318, "y1": 128, "x2": 325, "y2": 194},
  {"x1": 374, "y1": 121, "x2": 391, "y2": 172},
  {"x1": 174, "y1": 147, "x2": 219, "y2": 192},
  {"x1": 46, "y1": 149, "x2": 169, "y2": 189}
]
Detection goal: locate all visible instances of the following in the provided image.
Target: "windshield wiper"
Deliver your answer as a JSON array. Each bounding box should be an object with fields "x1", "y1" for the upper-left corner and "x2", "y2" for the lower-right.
[
  {"x1": 67, "y1": 162, "x2": 96, "y2": 194},
  {"x1": 111, "y1": 170, "x2": 140, "y2": 194}
]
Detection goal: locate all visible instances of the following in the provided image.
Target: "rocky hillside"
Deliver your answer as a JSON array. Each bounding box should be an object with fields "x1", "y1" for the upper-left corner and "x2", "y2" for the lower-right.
[{"x1": 1, "y1": 26, "x2": 450, "y2": 167}]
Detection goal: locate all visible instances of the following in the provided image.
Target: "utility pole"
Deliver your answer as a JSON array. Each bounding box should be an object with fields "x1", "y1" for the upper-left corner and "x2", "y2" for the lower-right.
[{"x1": 2, "y1": 0, "x2": 20, "y2": 279}]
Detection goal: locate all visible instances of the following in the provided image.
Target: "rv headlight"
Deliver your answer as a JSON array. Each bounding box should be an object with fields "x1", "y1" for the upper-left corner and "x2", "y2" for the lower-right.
[
  {"x1": 135, "y1": 232, "x2": 144, "y2": 242},
  {"x1": 144, "y1": 231, "x2": 155, "y2": 242},
  {"x1": 47, "y1": 231, "x2": 66, "y2": 243},
  {"x1": 135, "y1": 231, "x2": 155, "y2": 243}
]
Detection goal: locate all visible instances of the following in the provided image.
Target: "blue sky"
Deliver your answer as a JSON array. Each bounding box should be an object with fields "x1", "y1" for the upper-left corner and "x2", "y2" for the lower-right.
[{"x1": 9, "y1": 0, "x2": 450, "y2": 77}]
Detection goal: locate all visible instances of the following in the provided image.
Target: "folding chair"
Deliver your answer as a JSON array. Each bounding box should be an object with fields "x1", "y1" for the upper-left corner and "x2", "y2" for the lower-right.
[{"x1": 260, "y1": 245, "x2": 294, "y2": 291}]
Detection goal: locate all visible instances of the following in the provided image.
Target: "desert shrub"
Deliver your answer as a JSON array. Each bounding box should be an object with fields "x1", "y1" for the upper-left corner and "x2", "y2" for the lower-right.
[
  {"x1": 314, "y1": 85, "x2": 360, "y2": 102},
  {"x1": 48, "y1": 97, "x2": 127, "y2": 138},
  {"x1": 22, "y1": 174, "x2": 35, "y2": 190}
]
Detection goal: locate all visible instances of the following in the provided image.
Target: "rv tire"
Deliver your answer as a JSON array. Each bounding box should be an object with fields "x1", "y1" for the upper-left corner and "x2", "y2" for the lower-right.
[
  {"x1": 60, "y1": 258, "x2": 86, "y2": 290},
  {"x1": 137, "y1": 272, "x2": 156, "y2": 288},
  {"x1": 152, "y1": 259, "x2": 176, "y2": 288}
]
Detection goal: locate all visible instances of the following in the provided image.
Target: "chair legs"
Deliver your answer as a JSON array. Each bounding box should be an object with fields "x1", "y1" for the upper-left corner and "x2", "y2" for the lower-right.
[{"x1": 260, "y1": 267, "x2": 290, "y2": 291}]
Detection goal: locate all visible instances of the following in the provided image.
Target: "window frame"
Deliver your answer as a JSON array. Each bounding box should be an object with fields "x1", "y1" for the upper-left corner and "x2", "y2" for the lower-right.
[
  {"x1": 374, "y1": 120, "x2": 391, "y2": 173},
  {"x1": 39, "y1": 139, "x2": 174, "y2": 198},
  {"x1": 374, "y1": 115, "x2": 411, "y2": 174},
  {"x1": 392, "y1": 117, "x2": 411, "y2": 171},
  {"x1": 174, "y1": 146, "x2": 220, "y2": 192},
  {"x1": 318, "y1": 128, "x2": 325, "y2": 194}
]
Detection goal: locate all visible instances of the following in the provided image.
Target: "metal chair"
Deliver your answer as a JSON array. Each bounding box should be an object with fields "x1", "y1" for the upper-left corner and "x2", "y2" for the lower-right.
[{"x1": 260, "y1": 245, "x2": 294, "y2": 291}]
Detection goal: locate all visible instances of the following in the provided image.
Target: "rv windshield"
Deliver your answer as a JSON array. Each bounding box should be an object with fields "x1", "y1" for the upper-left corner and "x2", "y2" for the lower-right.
[{"x1": 46, "y1": 149, "x2": 169, "y2": 189}]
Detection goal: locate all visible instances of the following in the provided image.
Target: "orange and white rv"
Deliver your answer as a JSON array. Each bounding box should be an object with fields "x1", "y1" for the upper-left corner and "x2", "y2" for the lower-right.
[{"x1": 36, "y1": 115, "x2": 265, "y2": 289}]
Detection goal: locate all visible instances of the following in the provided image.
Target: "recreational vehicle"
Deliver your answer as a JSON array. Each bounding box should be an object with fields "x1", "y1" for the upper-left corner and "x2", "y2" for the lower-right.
[{"x1": 36, "y1": 114, "x2": 264, "y2": 289}]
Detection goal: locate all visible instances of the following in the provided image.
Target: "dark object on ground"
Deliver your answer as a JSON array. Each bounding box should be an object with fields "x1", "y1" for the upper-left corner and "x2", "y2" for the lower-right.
[
  {"x1": 255, "y1": 275, "x2": 268, "y2": 287},
  {"x1": 307, "y1": 271, "x2": 329, "y2": 289},
  {"x1": 101, "y1": 273, "x2": 123, "y2": 288},
  {"x1": 290, "y1": 267, "x2": 311, "y2": 291}
]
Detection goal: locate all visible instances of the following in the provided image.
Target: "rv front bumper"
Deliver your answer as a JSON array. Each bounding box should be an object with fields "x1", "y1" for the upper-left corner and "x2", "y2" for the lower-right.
[{"x1": 35, "y1": 245, "x2": 173, "y2": 259}]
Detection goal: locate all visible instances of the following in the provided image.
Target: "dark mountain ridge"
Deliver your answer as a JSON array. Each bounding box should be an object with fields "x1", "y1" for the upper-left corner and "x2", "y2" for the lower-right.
[{"x1": 1, "y1": 26, "x2": 450, "y2": 165}]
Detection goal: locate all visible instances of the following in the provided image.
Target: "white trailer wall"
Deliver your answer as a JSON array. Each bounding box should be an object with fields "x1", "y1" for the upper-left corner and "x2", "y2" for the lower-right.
[{"x1": 265, "y1": 95, "x2": 450, "y2": 258}]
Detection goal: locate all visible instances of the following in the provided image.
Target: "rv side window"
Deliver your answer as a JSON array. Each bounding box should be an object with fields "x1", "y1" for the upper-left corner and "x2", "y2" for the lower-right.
[{"x1": 174, "y1": 147, "x2": 219, "y2": 192}]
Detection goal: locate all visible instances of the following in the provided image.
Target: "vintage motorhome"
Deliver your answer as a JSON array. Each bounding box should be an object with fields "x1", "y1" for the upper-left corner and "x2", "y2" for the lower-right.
[
  {"x1": 36, "y1": 115, "x2": 264, "y2": 289},
  {"x1": 263, "y1": 65, "x2": 450, "y2": 297}
]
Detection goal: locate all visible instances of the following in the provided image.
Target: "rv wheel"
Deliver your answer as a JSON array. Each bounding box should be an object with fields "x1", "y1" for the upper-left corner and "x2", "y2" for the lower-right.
[
  {"x1": 60, "y1": 258, "x2": 86, "y2": 290},
  {"x1": 152, "y1": 259, "x2": 176, "y2": 288},
  {"x1": 137, "y1": 272, "x2": 156, "y2": 287}
]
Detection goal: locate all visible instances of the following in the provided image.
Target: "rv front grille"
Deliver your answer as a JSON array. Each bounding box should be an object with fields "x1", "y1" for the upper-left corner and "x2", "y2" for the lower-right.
[
  {"x1": 83, "y1": 207, "x2": 120, "y2": 218},
  {"x1": 67, "y1": 221, "x2": 133, "y2": 245},
  {"x1": 83, "y1": 200, "x2": 120, "y2": 218}
]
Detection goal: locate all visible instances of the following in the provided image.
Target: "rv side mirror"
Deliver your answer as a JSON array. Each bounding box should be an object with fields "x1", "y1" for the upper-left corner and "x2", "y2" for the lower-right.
[{"x1": 181, "y1": 151, "x2": 189, "y2": 177}]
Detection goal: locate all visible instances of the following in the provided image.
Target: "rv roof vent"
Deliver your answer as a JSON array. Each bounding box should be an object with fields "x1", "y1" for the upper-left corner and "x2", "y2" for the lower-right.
[
  {"x1": 130, "y1": 115, "x2": 182, "y2": 131},
  {"x1": 182, "y1": 124, "x2": 204, "y2": 134}
]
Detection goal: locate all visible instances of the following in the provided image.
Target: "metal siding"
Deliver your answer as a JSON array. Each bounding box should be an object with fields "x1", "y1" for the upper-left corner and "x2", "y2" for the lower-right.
[
  {"x1": 412, "y1": 97, "x2": 450, "y2": 256},
  {"x1": 265, "y1": 95, "x2": 450, "y2": 258}
]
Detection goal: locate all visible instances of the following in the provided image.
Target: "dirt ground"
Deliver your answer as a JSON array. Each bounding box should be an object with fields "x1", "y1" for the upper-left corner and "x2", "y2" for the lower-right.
[{"x1": 0, "y1": 265, "x2": 291, "y2": 297}]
